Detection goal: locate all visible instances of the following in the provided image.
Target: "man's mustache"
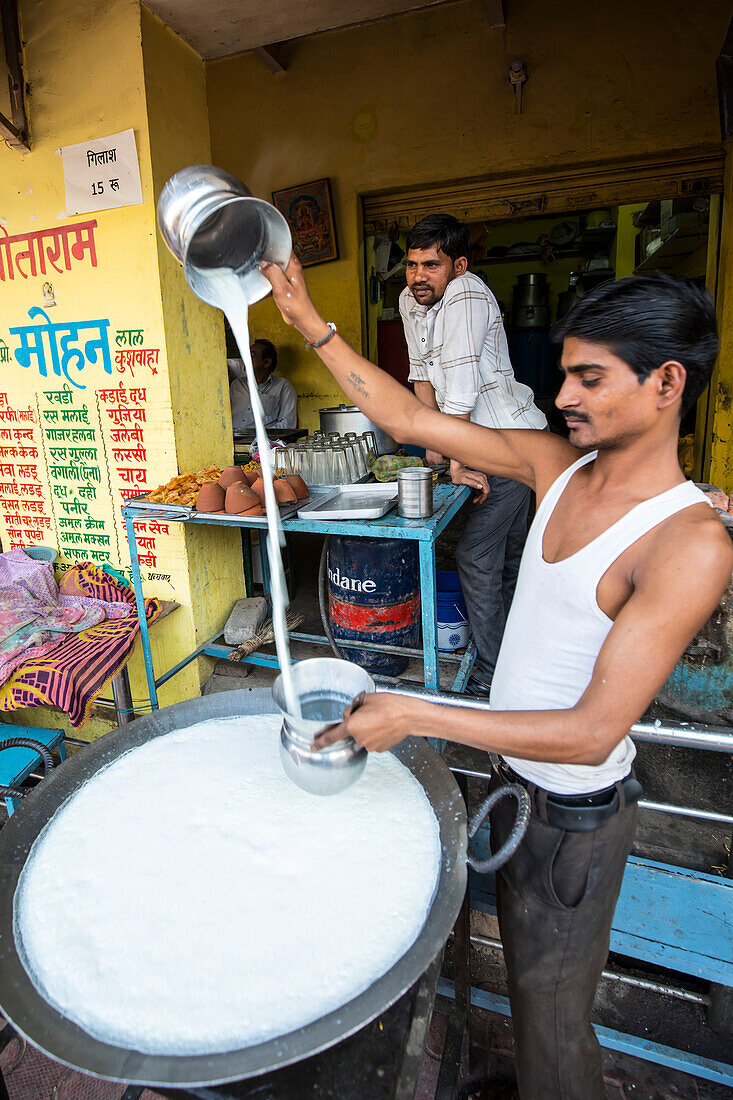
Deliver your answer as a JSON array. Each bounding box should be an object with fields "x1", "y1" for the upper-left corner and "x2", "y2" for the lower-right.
[{"x1": 562, "y1": 412, "x2": 590, "y2": 424}]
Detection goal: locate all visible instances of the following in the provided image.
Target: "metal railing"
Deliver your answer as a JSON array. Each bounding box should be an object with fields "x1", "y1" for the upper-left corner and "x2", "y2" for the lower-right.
[{"x1": 376, "y1": 680, "x2": 733, "y2": 824}]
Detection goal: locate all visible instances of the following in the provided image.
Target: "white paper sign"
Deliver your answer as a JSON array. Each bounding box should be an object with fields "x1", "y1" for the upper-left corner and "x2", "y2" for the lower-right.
[{"x1": 61, "y1": 128, "x2": 143, "y2": 216}]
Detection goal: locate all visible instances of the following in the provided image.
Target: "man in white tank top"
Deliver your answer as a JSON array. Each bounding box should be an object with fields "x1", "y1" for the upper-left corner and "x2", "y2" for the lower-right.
[{"x1": 264, "y1": 260, "x2": 732, "y2": 1099}]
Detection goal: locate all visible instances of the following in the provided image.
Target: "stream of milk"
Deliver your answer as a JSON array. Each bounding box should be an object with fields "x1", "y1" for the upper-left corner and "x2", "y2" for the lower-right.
[{"x1": 210, "y1": 273, "x2": 300, "y2": 717}]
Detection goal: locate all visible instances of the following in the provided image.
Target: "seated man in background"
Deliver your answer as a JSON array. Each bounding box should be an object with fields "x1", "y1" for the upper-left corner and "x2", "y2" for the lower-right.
[{"x1": 227, "y1": 326, "x2": 298, "y2": 433}]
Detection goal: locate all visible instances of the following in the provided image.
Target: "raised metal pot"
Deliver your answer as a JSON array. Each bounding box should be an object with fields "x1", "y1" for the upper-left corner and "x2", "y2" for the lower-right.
[
  {"x1": 156, "y1": 165, "x2": 292, "y2": 307},
  {"x1": 319, "y1": 405, "x2": 398, "y2": 455}
]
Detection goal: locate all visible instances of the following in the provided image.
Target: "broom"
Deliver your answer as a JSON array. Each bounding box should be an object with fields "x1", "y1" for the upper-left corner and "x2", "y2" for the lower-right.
[{"x1": 228, "y1": 611, "x2": 304, "y2": 662}]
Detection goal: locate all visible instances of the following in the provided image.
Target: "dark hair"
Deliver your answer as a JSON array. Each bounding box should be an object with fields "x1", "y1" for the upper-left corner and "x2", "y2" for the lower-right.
[
  {"x1": 253, "y1": 338, "x2": 278, "y2": 372},
  {"x1": 552, "y1": 273, "x2": 718, "y2": 415},
  {"x1": 406, "y1": 213, "x2": 470, "y2": 264}
]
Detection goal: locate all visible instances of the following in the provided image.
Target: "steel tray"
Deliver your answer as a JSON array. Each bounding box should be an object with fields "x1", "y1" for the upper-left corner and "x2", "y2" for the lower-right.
[
  {"x1": 122, "y1": 494, "x2": 194, "y2": 517},
  {"x1": 296, "y1": 483, "x2": 398, "y2": 521},
  {"x1": 191, "y1": 498, "x2": 303, "y2": 522}
]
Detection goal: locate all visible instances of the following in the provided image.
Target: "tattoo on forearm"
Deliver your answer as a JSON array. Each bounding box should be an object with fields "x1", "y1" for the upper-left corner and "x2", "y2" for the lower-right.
[{"x1": 347, "y1": 371, "x2": 370, "y2": 399}]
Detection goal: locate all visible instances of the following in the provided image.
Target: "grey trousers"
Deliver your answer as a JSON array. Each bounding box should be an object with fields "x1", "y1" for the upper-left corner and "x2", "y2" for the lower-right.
[
  {"x1": 489, "y1": 775, "x2": 637, "y2": 1099},
  {"x1": 455, "y1": 476, "x2": 531, "y2": 685}
]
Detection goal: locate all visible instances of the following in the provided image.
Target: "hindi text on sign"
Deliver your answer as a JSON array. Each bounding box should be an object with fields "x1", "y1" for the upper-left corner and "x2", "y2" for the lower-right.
[
  {"x1": 0, "y1": 220, "x2": 98, "y2": 281},
  {"x1": 11, "y1": 310, "x2": 112, "y2": 388}
]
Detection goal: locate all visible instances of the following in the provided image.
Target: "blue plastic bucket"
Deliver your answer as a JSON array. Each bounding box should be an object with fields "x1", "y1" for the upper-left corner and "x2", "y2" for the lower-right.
[{"x1": 436, "y1": 571, "x2": 470, "y2": 652}]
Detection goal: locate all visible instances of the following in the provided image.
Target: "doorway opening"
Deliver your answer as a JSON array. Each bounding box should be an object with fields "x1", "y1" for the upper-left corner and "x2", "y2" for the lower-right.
[{"x1": 362, "y1": 152, "x2": 723, "y2": 480}]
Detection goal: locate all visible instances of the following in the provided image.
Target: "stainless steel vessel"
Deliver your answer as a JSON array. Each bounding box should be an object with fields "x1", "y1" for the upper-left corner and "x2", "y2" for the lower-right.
[
  {"x1": 273, "y1": 658, "x2": 374, "y2": 795},
  {"x1": 397, "y1": 467, "x2": 433, "y2": 518},
  {"x1": 319, "y1": 405, "x2": 398, "y2": 455},
  {"x1": 511, "y1": 272, "x2": 551, "y2": 330},
  {"x1": 0, "y1": 689, "x2": 467, "y2": 1087},
  {"x1": 156, "y1": 165, "x2": 292, "y2": 307}
]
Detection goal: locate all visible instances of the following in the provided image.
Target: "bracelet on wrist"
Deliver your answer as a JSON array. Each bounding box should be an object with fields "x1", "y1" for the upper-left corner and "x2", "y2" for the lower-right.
[{"x1": 305, "y1": 322, "x2": 337, "y2": 350}]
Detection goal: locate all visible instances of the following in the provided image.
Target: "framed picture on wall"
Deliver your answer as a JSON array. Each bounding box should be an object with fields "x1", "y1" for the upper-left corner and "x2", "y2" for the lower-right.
[{"x1": 272, "y1": 178, "x2": 339, "y2": 266}]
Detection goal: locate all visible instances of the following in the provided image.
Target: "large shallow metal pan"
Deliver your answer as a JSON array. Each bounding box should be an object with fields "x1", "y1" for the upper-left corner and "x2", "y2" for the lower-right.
[{"x1": 0, "y1": 688, "x2": 467, "y2": 1088}]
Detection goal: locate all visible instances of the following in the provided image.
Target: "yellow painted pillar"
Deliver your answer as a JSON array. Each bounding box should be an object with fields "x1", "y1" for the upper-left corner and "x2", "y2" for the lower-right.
[
  {"x1": 0, "y1": 0, "x2": 243, "y2": 738},
  {"x1": 707, "y1": 148, "x2": 733, "y2": 493}
]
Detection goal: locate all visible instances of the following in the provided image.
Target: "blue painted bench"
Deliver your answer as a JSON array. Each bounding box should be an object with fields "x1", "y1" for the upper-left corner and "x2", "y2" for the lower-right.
[{"x1": 0, "y1": 725, "x2": 66, "y2": 816}]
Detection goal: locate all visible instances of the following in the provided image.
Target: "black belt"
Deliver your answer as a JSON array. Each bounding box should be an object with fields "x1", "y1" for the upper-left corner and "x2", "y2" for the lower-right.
[{"x1": 496, "y1": 758, "x2": 642, "y2": 833}]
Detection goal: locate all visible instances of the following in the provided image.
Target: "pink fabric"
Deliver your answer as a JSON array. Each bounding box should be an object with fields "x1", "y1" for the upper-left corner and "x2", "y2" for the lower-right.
[
  {"x1": 0, "y1": 637, "x2": 65, "y2": 683},
  {"x1": 0, "y1": 551, "x2": 131, "y2": 619},
  {"x1": 0, "y1": 551, "x2": 115, "y2": 685}
]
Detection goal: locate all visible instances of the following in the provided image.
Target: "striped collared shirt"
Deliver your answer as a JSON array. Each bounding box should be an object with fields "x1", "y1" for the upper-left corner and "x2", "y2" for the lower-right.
[{"x1": 399, "y1": 272, "x2": 547, "y2": 431}]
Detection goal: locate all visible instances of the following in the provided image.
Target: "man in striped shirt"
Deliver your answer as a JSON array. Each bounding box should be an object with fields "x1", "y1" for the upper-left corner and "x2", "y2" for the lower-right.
[{"x1": 399, "y1": 214, "x2": 547, "y2": 696}]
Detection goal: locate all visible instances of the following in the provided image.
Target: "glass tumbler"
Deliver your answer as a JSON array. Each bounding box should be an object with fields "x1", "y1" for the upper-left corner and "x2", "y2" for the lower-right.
[
  {"x1": 343, "y1": 441, "x2": 362, "y2": 482},
  {"x1": 359, "y1": 432, "x2": 378, "y2": 469},
  {"x1": 284, "y1": 445, "x2": 298, "y2": 476},
  {"x1": 311, "y1": 445, "x2": 329, "y2": 485},
  {"x1": 294, "y1": 445, "x2": 309, "y2": 482},
  {"x1": 330, "y1": 445, "x2": 350, "y2": 485},
  {"x1": 273, "y1": 449, "x2": 289, "y2": 479}
]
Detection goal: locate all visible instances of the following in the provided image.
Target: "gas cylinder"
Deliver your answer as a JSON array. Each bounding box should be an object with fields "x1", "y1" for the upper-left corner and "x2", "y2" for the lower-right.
[{"x1": 327, "y1": 536, "x2": 420, "y2": 675}]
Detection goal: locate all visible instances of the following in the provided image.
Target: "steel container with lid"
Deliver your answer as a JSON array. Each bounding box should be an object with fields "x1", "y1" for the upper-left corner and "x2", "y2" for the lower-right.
[
  {"x1": 397, "y1": 467, "x2": 434, "y2": 518},
  {"x1": 511, "y1": 272, "x2": 551, "y2": 330},
  {"x1": 319, "y1": 406, "x2": 398, "y2": 455}
]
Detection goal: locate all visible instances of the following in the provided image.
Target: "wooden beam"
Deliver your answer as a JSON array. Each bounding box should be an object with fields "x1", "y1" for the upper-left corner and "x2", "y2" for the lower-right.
[
  {"x1": 0, "y1": 0, "x2": 30, "y2": 152},
  {"x1": 362, "y1": 145, "x2": 726, "y2": 234},
  {"x1": 252, "y1": 44, "x2": 286, "y2": 75},
  {"x1": 0, "y1": 108, "x2": 27, "y2": 151},
  {"x1": 486, "y1": 0, "x2": 505, "y2": 28}
]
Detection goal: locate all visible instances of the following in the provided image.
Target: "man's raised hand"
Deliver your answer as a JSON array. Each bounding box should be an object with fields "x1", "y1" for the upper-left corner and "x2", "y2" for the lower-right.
[{"x1": 260, "y1": 253, "x2": 328, "y2": 344}]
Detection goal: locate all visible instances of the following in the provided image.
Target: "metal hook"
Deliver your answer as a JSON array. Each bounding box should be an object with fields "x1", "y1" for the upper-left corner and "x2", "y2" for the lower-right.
[{"x1": 509, "y1": 58, "x2": 528, "y2": 113}]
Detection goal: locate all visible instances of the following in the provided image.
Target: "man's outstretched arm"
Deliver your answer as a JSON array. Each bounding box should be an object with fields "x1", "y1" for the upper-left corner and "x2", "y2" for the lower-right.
[
  {"x1": 313, "y1": 513, "x2": 733, "y2": 761},
  {"x1": 261, "y1": 254, "x2": 569, "y2": 491}
]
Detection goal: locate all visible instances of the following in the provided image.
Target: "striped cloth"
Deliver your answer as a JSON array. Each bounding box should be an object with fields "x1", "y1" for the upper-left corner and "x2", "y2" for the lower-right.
[{"x1": 0, "y1": 562, "x2": 161, "y2": 728}]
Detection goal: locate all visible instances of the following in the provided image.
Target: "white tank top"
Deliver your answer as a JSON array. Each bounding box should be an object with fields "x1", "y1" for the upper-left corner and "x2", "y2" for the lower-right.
[{"x1": 493, "y1": 450, "x2": 710, "y2": 794}]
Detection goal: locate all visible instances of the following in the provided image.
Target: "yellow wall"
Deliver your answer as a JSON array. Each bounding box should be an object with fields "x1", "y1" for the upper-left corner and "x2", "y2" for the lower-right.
[
  {"x1": 139, "y1": 6, "x2": 244, "y2": 687},
  {"x1": 207, "y1": 0, "x2": 729, "y2": 428},
  {"x1": 0, "y1": 0, "x2": 243, "y2": 735},
  {"x1": 614, "y1": 204, "x2": 646, "y2": 278},
  {"x1": 709, "y1": 155, "x2": 733, "y2": 491}
]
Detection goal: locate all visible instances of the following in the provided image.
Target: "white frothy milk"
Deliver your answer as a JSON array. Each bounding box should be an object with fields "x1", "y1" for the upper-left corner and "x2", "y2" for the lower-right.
[{"x1": 209, "y1": 272, "x2": 299, "y2": 717}]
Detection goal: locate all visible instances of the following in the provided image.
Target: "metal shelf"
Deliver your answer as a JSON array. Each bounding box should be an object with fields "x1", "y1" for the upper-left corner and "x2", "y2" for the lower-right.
[
  {"x1": 475, "y1": 226, "x2": 616, "y2": 267},
  {"x1": 634, "y1": 225, "x2": 708, "y2": 273},
  {"x1": 121, "y1": 483, "x2": 474, "y2": 711}
]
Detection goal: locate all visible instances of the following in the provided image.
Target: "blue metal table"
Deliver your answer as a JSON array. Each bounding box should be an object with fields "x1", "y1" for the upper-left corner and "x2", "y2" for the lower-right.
[{"x1": 122, "y1": 483, "x2": 473, "y2": 712}]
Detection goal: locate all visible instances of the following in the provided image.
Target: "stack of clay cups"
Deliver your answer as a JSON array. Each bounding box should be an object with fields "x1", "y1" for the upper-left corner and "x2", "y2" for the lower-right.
[
  {"x1": 193, "y1": 466, "x2": 259, "y2": 515},
  {"x1": 195, "y1": 465, "x2": 309, "y2": 516}
]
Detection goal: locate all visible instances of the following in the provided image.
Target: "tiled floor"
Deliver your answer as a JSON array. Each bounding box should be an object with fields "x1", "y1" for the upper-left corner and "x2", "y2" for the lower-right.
[{"x1": 0, "y1": 1025, "x2": 161, "y2": 1100}]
